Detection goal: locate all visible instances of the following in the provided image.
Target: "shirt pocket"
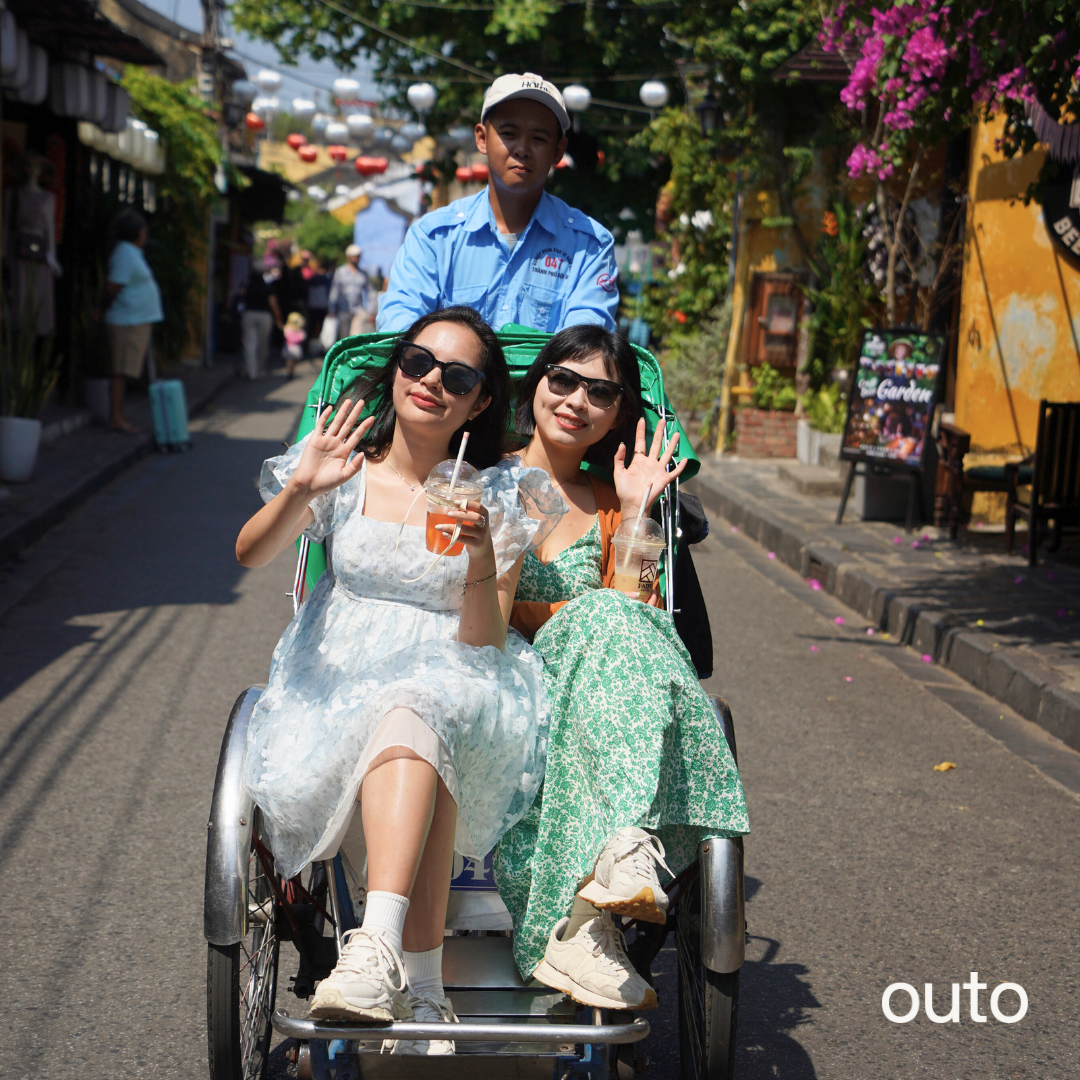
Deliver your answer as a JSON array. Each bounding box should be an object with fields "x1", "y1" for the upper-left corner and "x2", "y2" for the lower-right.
[
  {"x1": 521, "y1": 282, "x2": 565, "y2": 332},
  {"x1": 446, "y1": 283, "x2": 487, "y2": 311}
]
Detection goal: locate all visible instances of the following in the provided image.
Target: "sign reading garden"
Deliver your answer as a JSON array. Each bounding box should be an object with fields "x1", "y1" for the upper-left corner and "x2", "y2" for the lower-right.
[{"x1": 840, "y1": 330, "x2": 946, "y2": 472}]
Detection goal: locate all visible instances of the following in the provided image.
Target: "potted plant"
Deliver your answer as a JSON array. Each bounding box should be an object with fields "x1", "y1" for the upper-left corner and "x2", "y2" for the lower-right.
[
  {"x1": 735, "y1": 362, "x2": 799, "y2": 458},
  {"x1": 0, "y1": 299, "x2": 62, "y2": 483},
  {"x1": 798, "y1": 382, "x2": 847, "y2": 467}
]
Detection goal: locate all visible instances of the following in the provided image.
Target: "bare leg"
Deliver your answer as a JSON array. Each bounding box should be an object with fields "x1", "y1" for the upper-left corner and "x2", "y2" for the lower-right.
[
  {"x1": 403, "y1": 778, "x2": 456, "y2": 952},
  {"x1": 109, "y1": 375, "x2": 134, "y2": 430}
]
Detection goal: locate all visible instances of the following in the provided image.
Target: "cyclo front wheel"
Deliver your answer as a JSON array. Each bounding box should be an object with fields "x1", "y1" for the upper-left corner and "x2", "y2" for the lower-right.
[
  {"x1": 207, "y1": 810, "x2": 280, "y2": 1080},
  {"x1": 675, "y1": 872, "x2": 738, "y2": 1080}
]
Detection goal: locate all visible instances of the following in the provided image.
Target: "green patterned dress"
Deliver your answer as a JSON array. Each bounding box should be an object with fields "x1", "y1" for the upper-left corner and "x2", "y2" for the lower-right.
[{"x1": 493, "y1": 517, "x2": 749, "y2": 978}]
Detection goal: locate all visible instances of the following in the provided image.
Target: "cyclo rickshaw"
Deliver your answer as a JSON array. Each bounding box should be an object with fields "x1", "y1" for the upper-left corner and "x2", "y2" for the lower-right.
[{"x1": 204, "y1": 328, "x2": 746, "y2": 1080}]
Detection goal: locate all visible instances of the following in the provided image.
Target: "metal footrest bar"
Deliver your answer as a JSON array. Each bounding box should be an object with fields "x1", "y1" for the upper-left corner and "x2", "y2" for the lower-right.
[{"x1": 272, "y1": 1010, "x2": 649, "y2": 1044}]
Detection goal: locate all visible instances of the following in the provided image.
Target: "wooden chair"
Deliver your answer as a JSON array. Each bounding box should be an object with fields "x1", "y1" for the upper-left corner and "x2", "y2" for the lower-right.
[{"x1": 1005, "y1": 400, "x2": 1080, "y2": 565}]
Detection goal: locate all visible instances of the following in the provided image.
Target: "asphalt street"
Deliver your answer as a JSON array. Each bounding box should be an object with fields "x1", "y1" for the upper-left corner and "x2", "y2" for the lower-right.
[{"x1": 1, "y1": 370, "x2": 1077, "y2": 1080}]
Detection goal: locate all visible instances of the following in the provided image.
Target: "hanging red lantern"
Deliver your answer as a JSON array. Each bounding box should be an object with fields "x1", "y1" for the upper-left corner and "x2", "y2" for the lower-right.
[
  {"x1": 372, "y1": 157, "x2": 389, "y2": 174},
  {"x1": 469, "y1": 162, "x2": 489, "y2": 181},
  {"x1": 286, "y1": 133, "x2": 307, "y2": 149},
  {"x1": 245, "y1": 112, "x2": 265, "y2": 132},
  {"x1": 327, "y1": 144, "x2": 348, "y2": 162},
  {"x1": 455, "y1": 166, "x2": 472, "y2": 183},
  {"x1": 298, "y1": 145, "x2": 318, "y2": 163},
  {"x1": 354, "y1": 156, "x2": 382, "y2": 176}
]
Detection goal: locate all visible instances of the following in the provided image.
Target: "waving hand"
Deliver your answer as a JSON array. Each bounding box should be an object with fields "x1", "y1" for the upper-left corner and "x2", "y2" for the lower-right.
[
  {"x1": 291, "y1": 399, "x2": 375, "y2": 498},
  {"x1": 613, "y1": 417, "x2": 687, "y2": 522}
]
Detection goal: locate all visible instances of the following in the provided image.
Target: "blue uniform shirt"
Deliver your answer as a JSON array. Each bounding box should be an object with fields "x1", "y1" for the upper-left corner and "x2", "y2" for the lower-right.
[{"x1": 377, "y1": 190, "x2": 618, "y2": 333}]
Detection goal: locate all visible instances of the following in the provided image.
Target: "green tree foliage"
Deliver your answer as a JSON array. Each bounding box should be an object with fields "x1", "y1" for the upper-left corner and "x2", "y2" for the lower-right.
[
  {"x1": 227, "y1": 0, "x2": 678, "y2": 239},
  {"x1": 294, "y1": 202, "x2": 356, "y2": 267},
  {"x1": 121, "y1": 68, "x2": 241, "y2": 361}
]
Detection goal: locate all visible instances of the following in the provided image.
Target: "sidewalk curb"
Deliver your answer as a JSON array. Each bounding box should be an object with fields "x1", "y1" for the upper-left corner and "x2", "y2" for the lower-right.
[
  {"x1": 691, "y1": 469, "x2": 1080, "y2": 753},
  {"x1": 0, "y1": 369, "x2": 235, "y2": 567}
]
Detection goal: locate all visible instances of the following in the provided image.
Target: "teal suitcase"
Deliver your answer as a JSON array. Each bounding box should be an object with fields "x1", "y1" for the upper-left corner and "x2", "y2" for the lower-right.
[{"x1": 149, "y1": 379, "x2": 191, "y2": 451}]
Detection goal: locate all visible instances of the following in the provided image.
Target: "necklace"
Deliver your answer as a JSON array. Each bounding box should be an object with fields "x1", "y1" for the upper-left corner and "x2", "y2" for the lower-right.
[{"x1": 385, "y1": 459, "x2": 419, "y2": 490}]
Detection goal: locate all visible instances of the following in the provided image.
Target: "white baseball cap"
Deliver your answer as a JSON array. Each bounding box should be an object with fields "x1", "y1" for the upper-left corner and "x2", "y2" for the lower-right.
[
  {"x1": 481, "y1": 73, "x2": 570, "y2": 133},
  {"x1": 345, "y1": 244, "x2": 361, "y2": 257}
]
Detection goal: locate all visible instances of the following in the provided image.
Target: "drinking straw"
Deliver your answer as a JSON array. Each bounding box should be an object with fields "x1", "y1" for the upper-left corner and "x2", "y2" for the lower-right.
[
  {"x1": 448, "y1": 431, "x2": 470, "y2": 497},
  {"x1": 621, "y1": 483, "x2": 652, "y2": 574}
]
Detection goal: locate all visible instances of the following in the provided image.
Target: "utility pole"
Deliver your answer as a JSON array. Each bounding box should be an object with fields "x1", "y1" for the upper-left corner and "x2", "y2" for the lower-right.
[{"x1": 199, "y1": 0, "x2": 224, "y2": 369}]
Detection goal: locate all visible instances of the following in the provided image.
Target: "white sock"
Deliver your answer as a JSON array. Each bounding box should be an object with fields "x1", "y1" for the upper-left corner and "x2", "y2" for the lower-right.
[
  {"x1": 563, "y1": 895, "x2": 601, "y2": 939},
  {"x1": 361, "y1": 890, "x2": 409, "y2": 955},
  {"x1": 404, "y1": 945, "x2": 444, "y2": 997}
]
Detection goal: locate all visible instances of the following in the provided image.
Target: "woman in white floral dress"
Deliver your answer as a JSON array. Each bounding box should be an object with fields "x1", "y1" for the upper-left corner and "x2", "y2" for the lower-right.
[
  {"x1": 235, "y1": 308, "x2": 564, "y2": 1054},
  {"x1": 492, "y1": 325, "x2": 749, "y2": 1010}
]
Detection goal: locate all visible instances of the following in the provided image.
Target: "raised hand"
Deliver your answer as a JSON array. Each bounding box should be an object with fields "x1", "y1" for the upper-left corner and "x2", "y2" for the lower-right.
[
  {"x1": 612, "y1": 417, "x2": 687, "y2": 522},
  {"x1": 290, "y1": 399, "x2": 375, "y2": 499}
]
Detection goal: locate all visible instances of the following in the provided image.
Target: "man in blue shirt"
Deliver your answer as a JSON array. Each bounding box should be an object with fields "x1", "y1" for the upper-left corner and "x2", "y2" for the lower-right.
[{"x1": 377, "y1": 73, "x2": 619, "y2": 333}]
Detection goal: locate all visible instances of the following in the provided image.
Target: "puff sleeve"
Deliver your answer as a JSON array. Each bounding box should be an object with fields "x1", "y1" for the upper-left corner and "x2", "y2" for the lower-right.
[
  {"x1": 479, "y1": 460, "x2": 567, "y2": 578},
  {"x1": 258, "y1": 434, "x2": 362, "y2": 542}
]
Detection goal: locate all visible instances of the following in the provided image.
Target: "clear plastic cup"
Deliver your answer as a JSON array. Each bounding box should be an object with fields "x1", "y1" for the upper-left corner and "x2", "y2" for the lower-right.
[
  {"x1": 611, "y1": 517, "x2": 666, "y2": 600},
  {"x1": 424, "y1": 459, "x2": 483, "y2": 556}
]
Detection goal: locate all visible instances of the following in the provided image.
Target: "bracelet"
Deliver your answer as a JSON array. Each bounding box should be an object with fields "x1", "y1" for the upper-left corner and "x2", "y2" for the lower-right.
[{"x1": 461, "y1": 569, "x2": 497, "y2": 595}]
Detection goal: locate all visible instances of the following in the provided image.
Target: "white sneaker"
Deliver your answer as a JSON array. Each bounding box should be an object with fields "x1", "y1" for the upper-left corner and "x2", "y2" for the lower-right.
[
  {"x1": 578, "y1": 827, "x2": 672, "y2": 924},
  {"x1": 309, "y1": 928, "x2": 414, "y2": 1023},
  {"x1": 382, "y1": 989, "x2": 458, "y2": 1055},
  {"x1": 534, "y1": 911, "x2": 657, "y2": 1010}
]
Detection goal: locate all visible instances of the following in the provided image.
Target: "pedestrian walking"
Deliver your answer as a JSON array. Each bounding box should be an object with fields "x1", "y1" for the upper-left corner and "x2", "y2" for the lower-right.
[
  {"x1": 303, "y1": 255, "x2": 331, "y2": 353},
  {"x1": 239, "y1": 255, "x2": 284, "y2": 379},
  {"x1": 328, "y1": 243, "x2": 372, "y2": 340},
  {"x1": 101, "y1": 209, "x2": 163, "y2": 433},
  {"x1": 377, "y1": 72, "x2": 619, "y2": 334}
]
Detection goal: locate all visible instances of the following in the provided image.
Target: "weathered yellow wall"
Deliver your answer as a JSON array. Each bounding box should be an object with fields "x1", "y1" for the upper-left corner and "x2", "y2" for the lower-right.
[{"x1": 955, "y1": 114, "x2": 1080, "y2": 453}]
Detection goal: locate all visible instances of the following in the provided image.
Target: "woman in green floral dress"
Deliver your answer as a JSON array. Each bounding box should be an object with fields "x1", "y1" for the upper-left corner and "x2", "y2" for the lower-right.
[{"x1": 492, "y1": 325, "x2": 749, "y2": 1010}]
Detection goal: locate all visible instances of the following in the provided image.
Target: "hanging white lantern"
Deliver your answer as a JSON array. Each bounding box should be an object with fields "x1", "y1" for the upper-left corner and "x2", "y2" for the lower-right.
[
  {"x1": 333, "y1": 77, "x2": 360, "y2": 99},
  {"x1": 254, "y1": 69, "x2": 282, "y2": 94},
  {"x1": 307, "y1": 185, "x2": 328, "y2": 201},
  {"x1": 406, "y1": 82, "x2": 436, "y2": 114},
  {"x1": 562, "y1": 84, "x2": 591, "y2": 112},
  {"x1": 292, "y1": 97, "x2": 317, "y2": 119},
  {"x1": 1, "y1": 28, "x2": 29, "y2": 91},
  {"x1": 325, "y1": 120, "x2": 349, "y2": 143},
  {"x1": 400, "y1": 121, "x2": 426, "y2": 141},
  {"x1": 373, "y1": 126, "x2": 395, "y2": 146},
  {"x1": 639, "y1": 81, "x2": 669, "y2": 109},
  {"x1": 346, "y1": 113, "x2": 373, "y2": 138},
  {"x1": 1, "y1": 10, "x2": 17, "y2": 81},
  {"x1": 232, "y1": 78, "x2": 258, "y2": 105},
  {"x1": 144, "y1": 130, "x2": 165, "y2": 175},
  {"x1": 252, "y1": 95, "x2": 279, "y2": 119},
  {"x1": 102, "y1": 84, "x2": 130, "y2": 134},
  {"x1": 447, "y1": 125, "x2": 474, "y2": 148},
  {"x1": 88, "y1": 70, "x2": 110, "y2": 125},
  {"x1": 335, "y1": 184, "x2": 352, "y2": 197},
  {"x1": 391, "y1": 133, "x2": 412, "y2": 151},
  {"x1": 311, "y1": 113, "x2": 331, "y2": 138},
  {"x1": 16, "y1": 45, "x2": 49, "y2": 105}
]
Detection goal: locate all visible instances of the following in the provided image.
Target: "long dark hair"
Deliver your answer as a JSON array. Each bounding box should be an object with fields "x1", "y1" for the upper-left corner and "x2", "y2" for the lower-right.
[
  {"x1": 515, "y1": 324, "x2": 642, "y2": 470},
  {"x1": 338, "y1": 307, "x2": 510, "y2": 469}
]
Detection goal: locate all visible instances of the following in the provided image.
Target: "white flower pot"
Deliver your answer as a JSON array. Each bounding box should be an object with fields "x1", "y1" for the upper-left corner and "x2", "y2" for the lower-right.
[
  {"x1": 796, "y1": 418, "x2": 813, "y2": 464},
  {"x1": 0, "y1": 415, "x2": 43, "y2": 482},
  {"x1": 84, "y1": 377, "x2": 112, "y2": 424}
]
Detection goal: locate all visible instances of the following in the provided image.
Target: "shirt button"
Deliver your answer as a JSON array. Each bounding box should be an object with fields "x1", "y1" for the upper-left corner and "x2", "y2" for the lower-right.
[
  {"x1": 457, "y1": 212, "x2": 465, "y2": 218},
  {"x1": 568, "y1": 217, "x2": 574, "y2": 223},
  {"x1": 502, "y1": 305, "x2": 508, "y2": 310}
]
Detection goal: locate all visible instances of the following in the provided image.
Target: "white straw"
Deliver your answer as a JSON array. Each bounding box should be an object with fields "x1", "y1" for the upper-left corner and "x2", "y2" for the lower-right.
[
  {"x1": 633, "y1": 484, "x2": 652, "y2": 534},
  {"x1": 448, "y1": 431, "x2": 470, "y2": 497},
  {"x1": 621, "y1": 483, "x2": 653, "y2": 575}
]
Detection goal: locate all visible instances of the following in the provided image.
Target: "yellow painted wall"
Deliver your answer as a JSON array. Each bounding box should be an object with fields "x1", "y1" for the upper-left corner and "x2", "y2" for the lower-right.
[{"x1": 955, "y1": 114, "x2": 1080, "y2": 453}]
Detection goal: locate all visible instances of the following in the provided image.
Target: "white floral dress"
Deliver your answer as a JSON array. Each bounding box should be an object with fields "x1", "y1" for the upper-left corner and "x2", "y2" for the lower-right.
[{"x1": 243, "y1": 438, "x2": 564, "y2": 880}]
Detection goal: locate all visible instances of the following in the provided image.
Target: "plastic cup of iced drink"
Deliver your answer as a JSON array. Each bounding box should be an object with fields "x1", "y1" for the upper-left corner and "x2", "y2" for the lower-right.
[
  {"x1": 424, "y1": 459, "x2": 483, "y2": 556},
  {"x1": 611, "y1": 517, "x2": 666, "y2": 601}
]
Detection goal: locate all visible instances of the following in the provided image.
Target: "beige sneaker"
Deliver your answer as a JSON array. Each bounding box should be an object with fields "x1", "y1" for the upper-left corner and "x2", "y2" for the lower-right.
[
  {"x1": 534, "y1": 911, "x2": 657, "y2": 1010},
  {"x1": 578, "y1": 827, "x2": 672, "y2": 924},
  {"x1": 382, "y1": 989, "x2": 458, "y2": 1055},
  {"x1": 309, "y1": 928, "x2": 414, "y2": 1023}
]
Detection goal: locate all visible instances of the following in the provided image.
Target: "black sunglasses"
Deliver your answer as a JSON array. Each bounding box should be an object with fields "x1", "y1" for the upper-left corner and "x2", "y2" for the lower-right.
[
  {"x1": 398, "y1": 342, "x2": 486, "y2": 396},
  {"x1": 544, "y1": 364, "x2": 623, "y2": 410}
]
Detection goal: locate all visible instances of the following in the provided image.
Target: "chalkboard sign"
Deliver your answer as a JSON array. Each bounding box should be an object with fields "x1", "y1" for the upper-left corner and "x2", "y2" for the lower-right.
[{"x1": 840, "y1": 329, "x2": 946, "y2": 472}]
